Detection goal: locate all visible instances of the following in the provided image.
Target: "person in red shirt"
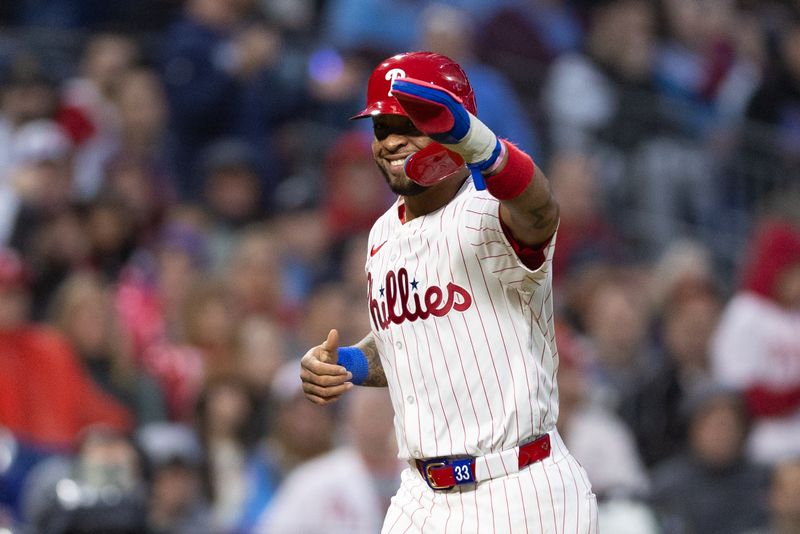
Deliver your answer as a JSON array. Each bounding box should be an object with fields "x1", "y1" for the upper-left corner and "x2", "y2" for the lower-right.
[{"x1": 0, "y1": 248, "x2": 131, "y2": 450}]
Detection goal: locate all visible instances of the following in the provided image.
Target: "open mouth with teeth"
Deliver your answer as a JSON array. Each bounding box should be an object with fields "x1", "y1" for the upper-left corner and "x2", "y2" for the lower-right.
[
  {"x1": 384, "y1": 155, "x2": 413, "y2": 178},
  {"x1": 388, "y1": 156, "x2": 410, "y2": 168}
]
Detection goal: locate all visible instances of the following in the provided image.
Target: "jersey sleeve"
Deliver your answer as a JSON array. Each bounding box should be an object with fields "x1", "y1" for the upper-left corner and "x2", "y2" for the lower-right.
[{"x1": 461, "y1": 192, "x2": 556, "y2": 291}]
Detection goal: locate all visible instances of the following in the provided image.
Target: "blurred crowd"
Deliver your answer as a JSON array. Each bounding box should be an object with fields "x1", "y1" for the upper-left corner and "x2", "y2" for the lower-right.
[{"x1": 0, "y1": 0, "x2": 799, "y2": 533}]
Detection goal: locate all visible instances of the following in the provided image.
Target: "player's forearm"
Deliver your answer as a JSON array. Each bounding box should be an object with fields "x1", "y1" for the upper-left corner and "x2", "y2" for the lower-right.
[
  {"x1": 495, "y1": 160, "x2": 560, "y2": 247},
  {"x1": 355, "y1": 332, "x2": 388, "y2": 387}
]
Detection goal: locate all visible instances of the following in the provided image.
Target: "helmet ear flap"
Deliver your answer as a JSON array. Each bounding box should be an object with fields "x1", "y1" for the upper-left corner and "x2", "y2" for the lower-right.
[
  {"x1": 404, "y1": 143, "x2": 465, "y2": 187},
  {"x1": 351, "y1": 51, "x2": 476, "y2": 120}
]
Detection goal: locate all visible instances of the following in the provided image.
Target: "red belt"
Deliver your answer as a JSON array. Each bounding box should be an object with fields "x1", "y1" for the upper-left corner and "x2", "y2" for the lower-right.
[{"x1": 415, "y1": 433, "x2": 551, "y2": 491}]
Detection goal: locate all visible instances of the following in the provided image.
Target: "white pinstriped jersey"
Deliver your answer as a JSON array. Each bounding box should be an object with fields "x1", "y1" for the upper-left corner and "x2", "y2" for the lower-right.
[{"x1": 365, "y1": 178, "x2": 559, "y2": 461}]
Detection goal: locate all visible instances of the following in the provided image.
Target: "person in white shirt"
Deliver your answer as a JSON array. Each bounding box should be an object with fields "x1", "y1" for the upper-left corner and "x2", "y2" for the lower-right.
[{"x1": 256, "y1": 386, "x2": 402, "y2": 533}]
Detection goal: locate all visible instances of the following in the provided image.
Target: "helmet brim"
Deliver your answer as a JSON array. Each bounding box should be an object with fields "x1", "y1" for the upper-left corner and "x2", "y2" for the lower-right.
[{"x1": 349, "y1": 101, "x2": 408, "y2": 120}]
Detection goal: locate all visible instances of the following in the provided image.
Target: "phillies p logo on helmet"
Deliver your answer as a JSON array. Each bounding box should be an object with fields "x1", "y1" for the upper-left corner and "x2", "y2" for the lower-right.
[{"x1": 384, "y1": 68, "x2": 407, "y2": 96}]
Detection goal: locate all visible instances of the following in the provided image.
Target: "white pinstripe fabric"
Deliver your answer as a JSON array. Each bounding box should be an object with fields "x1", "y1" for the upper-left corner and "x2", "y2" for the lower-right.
[
  {"x1": 366, "y1": 180, "x2": 560, "y2": 460},
  {"x1": 381, "y1": 432, "x2": 598, "y2": 533},
  {"x1": 366, "y1": 179, "x2": 596, "y2": 531}
]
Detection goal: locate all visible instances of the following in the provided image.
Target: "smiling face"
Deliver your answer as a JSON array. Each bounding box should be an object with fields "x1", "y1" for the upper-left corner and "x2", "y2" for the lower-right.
[{"x1": 371, "y1": 114, "x2": 435, "y2": 196}]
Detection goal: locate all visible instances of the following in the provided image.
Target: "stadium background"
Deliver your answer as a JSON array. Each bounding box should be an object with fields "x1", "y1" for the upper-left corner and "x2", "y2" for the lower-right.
[{"x1": 1, "y1": 0, "x2": 799, "y2": 532}]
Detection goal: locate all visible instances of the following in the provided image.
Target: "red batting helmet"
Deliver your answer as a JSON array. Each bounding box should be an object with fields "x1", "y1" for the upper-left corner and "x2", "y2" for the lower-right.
[{"x1": 351, "y1": 51, "x2": 477, "y2": 120}]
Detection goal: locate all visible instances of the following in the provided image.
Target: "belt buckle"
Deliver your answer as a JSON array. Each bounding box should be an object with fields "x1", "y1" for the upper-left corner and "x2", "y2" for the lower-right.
[{"x1": 423, "y1": 460, "x2": 455, "y2": 491}]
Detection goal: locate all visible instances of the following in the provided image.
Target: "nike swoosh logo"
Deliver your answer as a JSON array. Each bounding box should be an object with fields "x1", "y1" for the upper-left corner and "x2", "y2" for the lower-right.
[{"x1": 370, "y1": 241, "x2": 388, "y2": 257}]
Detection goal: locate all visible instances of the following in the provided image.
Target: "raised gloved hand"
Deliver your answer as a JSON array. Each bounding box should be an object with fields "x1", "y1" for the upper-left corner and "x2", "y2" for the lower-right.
[{"x1": 391, "y1": 77, "x2": 503, "y2": 189}]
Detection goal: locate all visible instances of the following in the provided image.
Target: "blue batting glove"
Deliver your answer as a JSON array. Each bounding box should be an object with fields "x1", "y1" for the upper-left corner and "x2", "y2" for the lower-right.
[
  {"x1": 391, "y1": 77, "x2": 502, "y2": 190},
  {"x1": 390, "y1": 77, "x2": 472, "y2": 144}
]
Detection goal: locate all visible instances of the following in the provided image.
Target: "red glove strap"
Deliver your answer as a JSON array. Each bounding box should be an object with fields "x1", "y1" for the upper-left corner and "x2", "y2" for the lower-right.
[{"x1": 485, "y1": 140, "x2": 534, "y2": 200}]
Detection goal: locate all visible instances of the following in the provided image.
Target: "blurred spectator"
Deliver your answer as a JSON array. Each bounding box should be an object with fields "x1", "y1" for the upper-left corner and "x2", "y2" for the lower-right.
[
  {"x1": 61, "y1": 33, "x2": 140, "y2": 198},
  {"x1": 182, "y1": 275, "x2": 238, "y2": 381},
  {"x1": 0, "y1": 55, "x2": 59, "y2": 132},
  {"x1": 116, "y1": 218, "x2": 210, "y2": 420},
  {"x1": 136, "y1": 422, "x2": 213, "y2": 534},
  {"x1": 540, "y1": 0, "x2": 725, "y2": 257},
  {"x1": 62, "y1": 33, "x2": 138, "y2": 144},
  {"x1": 746, "y1": 457, "x2": 800, "y2": 534},
  {"x1": 49, "y1": 271, "x2": 167, "y2": 425},
  {"x1": 649, "y1": 238, "x2": 717, "y2": 311},
  {"x1": 322, "y1": 0, "x2": 514, "y2": 57},
  {"x1": 235, "y1": 21, "x2": 309, "y2": 170},
  {"x1": 323, "y1": 130, "x2": 392, "y2": 243},
  {"x1": 573, "y1": 268, "x2": 658, "y2": 409},
  {"x1": 159, "y1": 0, "x2": 242, "y2": 196},
  {"x1": 7, "y1": 119, "x2": 75, "y2": 252},
  {"x1": 195, "y1": 376, "x2": 277, "y2": 532},
  {"x1": 160, "y1": 0, "x2": 290, "y2": 200},
  {"x1": 201, "y1": 138, "x2": 265, "y2": 266},
  {"x1": 272, "y1": 199, "x2": 334, "y2": 311},
  {"x1": 630, "y1": 124, "x2": 727, "y2": 259},
  {"x1": 100, "y1": 156, "x2": 173, "y2": 246},
  {"x1": 256, "y1": 386, "x2": 402, "y2": 534},
  {"x1": 541, "y1": 1, "x2": 705, "y2": 253},
  {"x1": 547, "y1": 150, "x2": 624, "y2": 283},
  {"x1": 0, "y1": 57, "x2": 59, "y2": 243},
  {"x1": 100, "y1": 66, "x2": 177, "y2": 209},
  {"x1": 711, "y1": 218, "x2": 800, "y2": 464},
  {"x1": 0, "y1": 247, "x2": 132, "y2": 450},
  {"x1": 651, "y1": 386, "x2": 770, "y2": 534},
  {"x1": 121, "y1": 215, "x2": 210, "y2": 349},
  {"x1": 235, "y1": 315, "x2": 289, "y2": 403},
  {"x1": 478, "y1": 0, "x2": 583, "y2": 82},
  {"x1": 224, "y1": 222, "x2": 290, "y2": 322},
  {"x1": 748, "y1": 12, "x2": 800, "y2": 129},
  {"x1": 745, "y1": 13, "x2": 800, "y2": 178},
  {"x1": 623, "y1": 0, "x2": 766, "y2": 255},
  {"x1": 321, "y1": 0, "x2": 422, "y2": 57},
  {"x1": 112, "y1": 66, "x2": 171, "y2": 163},
  {"x1": 23, "y1": 205, "x2": 88, "y2": 321},
  {"x1": 3, "y1": 116, "x2": 90, "y2": 321},
  {"x1": 556, "y1": 322, "x2": 651, "y2": 499},
  {"x1": 83, "y1": 196, "x2": 138, "y2": 281},
  {"x1": 303, "y1": 48, "x2": 368, "y2": 128},
  {"x1": 261, "y1": 359, "x2": 337, "y2": 477},
  {"x1": 542, "y1": 0, "x2": 658, "y2": 152},
  {"x1": 622, "y1": 247, "x2": 723, "y2": 467},
  {"x1": 419, "y1": 3, "x2": 541, "y2": 158},
  {"x1": 23, "y1": 426, "x2": 148, "y2": 534},
  {"x1": 654, "y1": 0, "x2": 762, "y2": 133}
]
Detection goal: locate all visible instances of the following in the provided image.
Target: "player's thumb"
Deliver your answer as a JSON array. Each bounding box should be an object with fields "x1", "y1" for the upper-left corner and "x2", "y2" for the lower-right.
[{"x1": 319, "y1": 329, "x2": 339, "y2": 364}]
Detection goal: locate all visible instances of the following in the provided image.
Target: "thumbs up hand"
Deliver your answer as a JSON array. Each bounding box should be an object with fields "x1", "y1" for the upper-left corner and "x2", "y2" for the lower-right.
[{"x1": 300, "y1": 329, "x2": 354, "y2": 405}]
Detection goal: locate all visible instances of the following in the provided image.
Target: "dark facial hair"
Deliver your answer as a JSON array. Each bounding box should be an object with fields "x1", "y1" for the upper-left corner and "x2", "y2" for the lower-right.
[{"x1": 377, "y1": 163, "x2": 428, "y2": 196}]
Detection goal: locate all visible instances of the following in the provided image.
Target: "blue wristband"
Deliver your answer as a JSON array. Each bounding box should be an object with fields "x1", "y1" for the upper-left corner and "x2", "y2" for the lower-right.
[{"x1": 337, "y1": 346, "x2": 369, "y2": 385}]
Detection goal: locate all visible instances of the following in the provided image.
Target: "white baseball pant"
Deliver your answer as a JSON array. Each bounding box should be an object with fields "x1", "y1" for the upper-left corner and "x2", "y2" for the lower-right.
[{"x1": 382, "y1": 431, "x2": 598, "y2": 533}]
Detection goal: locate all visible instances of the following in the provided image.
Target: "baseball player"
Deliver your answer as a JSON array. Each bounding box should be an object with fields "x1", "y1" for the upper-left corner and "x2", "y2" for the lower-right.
[{"x1": 300, "y1": 51, "x2": 598, "y2": 533}]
